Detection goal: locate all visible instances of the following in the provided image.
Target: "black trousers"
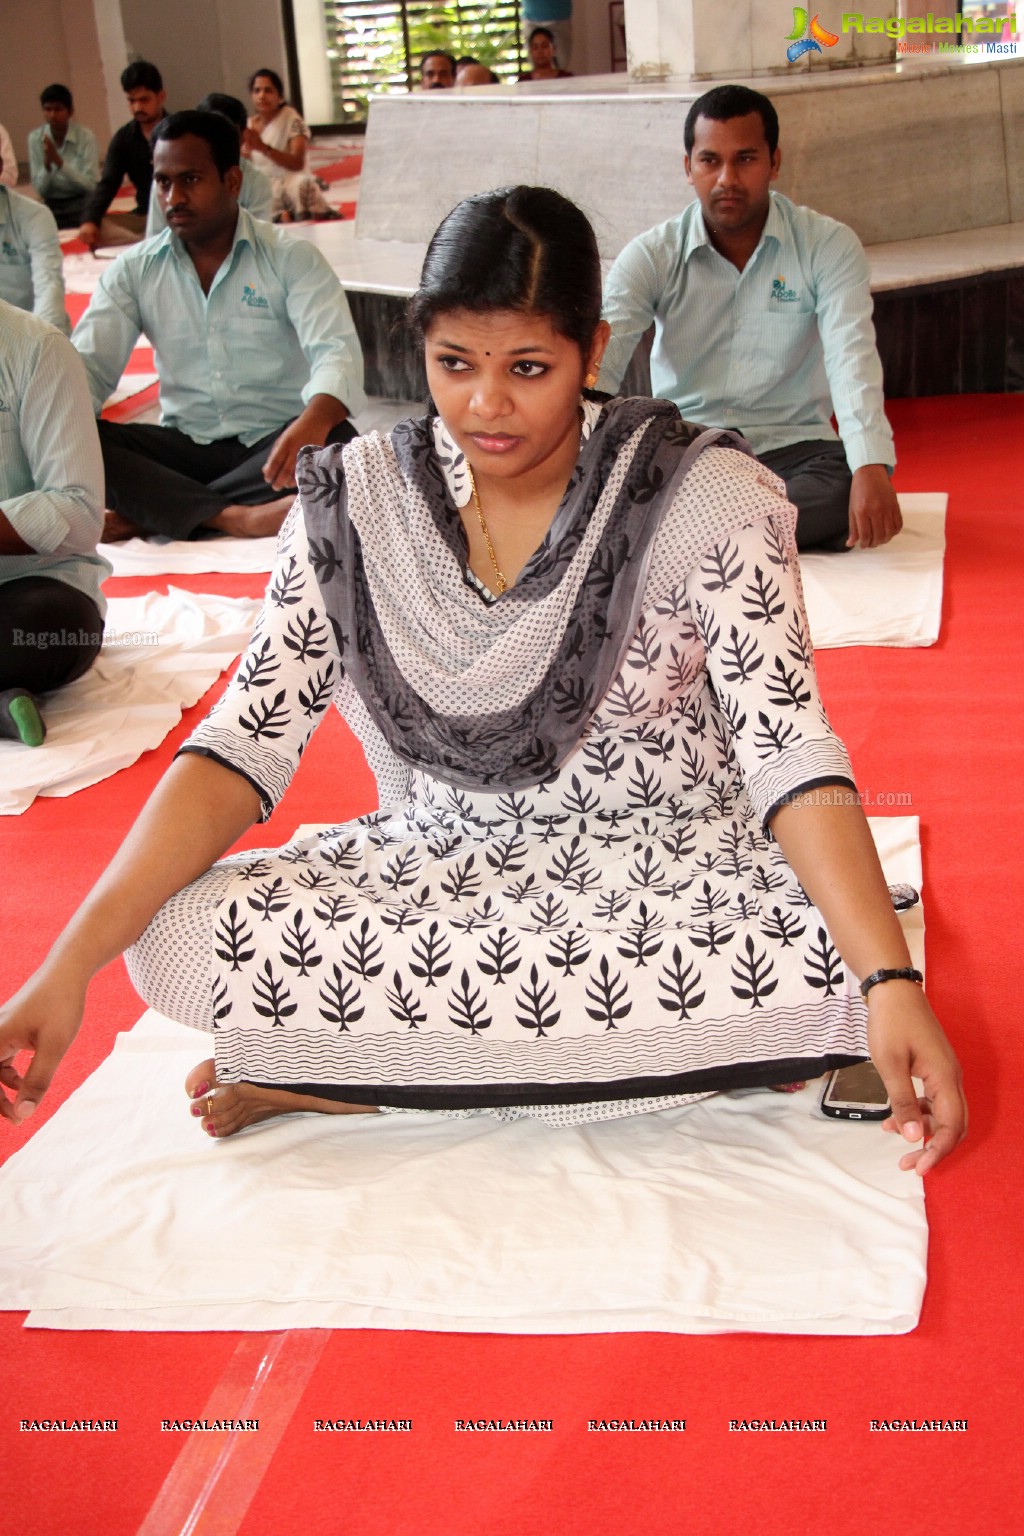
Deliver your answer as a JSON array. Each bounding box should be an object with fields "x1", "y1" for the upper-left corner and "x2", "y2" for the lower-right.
[
  {"x1": 756, "y1": 440, "x2": 853, "y2": 553},
  {"x1": 45, "y1": 193, "x2": 91, "y2": 229},
  {"x1": 98, "y1": 416, "x2": 359, "y2": 539},
  {"x1": 0, "y1": 578, "x2": 104, "y2": 694}
]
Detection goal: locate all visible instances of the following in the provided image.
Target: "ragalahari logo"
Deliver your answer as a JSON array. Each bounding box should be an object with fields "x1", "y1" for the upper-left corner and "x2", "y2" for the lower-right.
[{"x1": 785, "y1": 8, "x2": 839, "y2": 61}]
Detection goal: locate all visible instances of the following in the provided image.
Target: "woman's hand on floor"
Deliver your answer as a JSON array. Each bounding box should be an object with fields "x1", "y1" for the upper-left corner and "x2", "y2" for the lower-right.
[
  {"x1": 867, "y1": 982, "x2": 967, "y2": 1175},
  {"x1": 0, "y1": 967, "x2": 86, "y2": 1125}
]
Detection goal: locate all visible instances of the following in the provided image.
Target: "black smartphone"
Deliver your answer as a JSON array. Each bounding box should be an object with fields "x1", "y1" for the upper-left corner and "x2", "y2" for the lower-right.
[{"x1": 819, "y1": 1061, "x2": 891, "y2": 1121}]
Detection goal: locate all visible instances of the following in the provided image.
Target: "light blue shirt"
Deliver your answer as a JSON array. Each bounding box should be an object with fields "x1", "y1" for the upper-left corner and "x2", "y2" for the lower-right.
[
  {"x1": 72, "y1": 208, "x2": 366, "y2": 444},
  {"x1": 0, "y1": 300, "x2": 110, "y2": 610},
  {"x1": 0, "y1": 188, "x2": 69, "y2": 336},
  {"x1": 600, "y1": 192, "x2": 895, "y2": 472},
  {"x1": 145, "y1": 159, "x2": 274, "y2": 237},
  {"x1": 28, "y1": 120, "x2": 99, "y2": 203}
]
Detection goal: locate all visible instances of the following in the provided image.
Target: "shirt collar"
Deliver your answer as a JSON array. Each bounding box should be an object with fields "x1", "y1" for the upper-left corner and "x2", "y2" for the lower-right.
[
  {"x1": 683, "y1": 189, "x2": 783, "y2": 265},
  {"x1": 168, "y1": 203, "x2": 251, "y2": 277},
  {"x1": 0, "y1": 189, "x2": 9, "y2": 230}
]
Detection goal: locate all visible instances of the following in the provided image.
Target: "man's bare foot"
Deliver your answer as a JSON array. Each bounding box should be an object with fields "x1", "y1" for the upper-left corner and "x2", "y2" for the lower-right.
[
  {"x1": 204, "y1": 496, "x2": 294, "y2": 539},
  {"x1": 185, "y1": 1058, "x2": 378, "y2": 1137},
  {"x1": 102, "y1": 509, "x2": 145, "y2": 542}
]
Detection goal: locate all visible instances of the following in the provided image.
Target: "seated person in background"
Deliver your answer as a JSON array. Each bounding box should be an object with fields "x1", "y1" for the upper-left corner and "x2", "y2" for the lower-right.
[
  {"x1": 79, "y1": 60, "x2": 167, "y2": 253},
  {"x1": 455, "y1": 58, "x2": 500, "y2": 86},
  {"x1": 600, "y1": 84, "x2": 900, "y2": 552},
  {"x1": 28, "y1": 84, "x2": 99, "y2": 229},
  {"x1": 521, "y1": 0, "x2": 573, "y2": 72},
  {"x1": 419, "y1": 51, "x2": 457, "y2": 89},
  {"x1": 519, "y1": 27, "x2": 574, "y2": 80},
  {"x1": 0, "y1": 299, "x2": 110, "y2": 746},
  {"x1": 0, "y1": 124, "x2": 15, "y2": 188},
  {"x1": 72, "y1": 111, "x2": 365, "y2": 542},
  {"x1": 146, "y1": 93, "x2": 271, "y2": 235},
  {"x1": 242, "y1": 69, "x2": 339, "y2": 222},
  {"x1": 0, "y1": 151, "x2": 69, "y2": 334}
]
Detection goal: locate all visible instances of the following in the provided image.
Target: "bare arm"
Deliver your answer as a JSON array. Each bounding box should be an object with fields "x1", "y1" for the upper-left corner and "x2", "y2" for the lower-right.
[
  {"x1": 770, "y1": 787, "x2": 966, "y2": 1174},
  {"x1": 0, "y1": 754, "x2": 261, "y2": 1123}
]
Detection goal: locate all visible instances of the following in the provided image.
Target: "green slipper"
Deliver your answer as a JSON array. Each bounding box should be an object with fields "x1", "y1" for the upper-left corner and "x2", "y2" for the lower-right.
[{"x1": 0, "y1": 689, "x2": 46, "y2": 747}]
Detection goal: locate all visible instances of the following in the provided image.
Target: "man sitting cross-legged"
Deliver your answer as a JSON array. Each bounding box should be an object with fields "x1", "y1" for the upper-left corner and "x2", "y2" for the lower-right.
[{"x1": 72, "y1": 110, "x2": 365, "y2": 542}]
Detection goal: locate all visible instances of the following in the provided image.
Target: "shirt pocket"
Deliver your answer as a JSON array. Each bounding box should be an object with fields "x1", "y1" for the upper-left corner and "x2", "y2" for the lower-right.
[{"x1": 734, "y1": 309, "x2": 819, "y2": 406}]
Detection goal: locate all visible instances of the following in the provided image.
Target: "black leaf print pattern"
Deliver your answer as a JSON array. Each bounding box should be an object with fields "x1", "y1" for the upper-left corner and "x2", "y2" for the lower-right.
[
  {"x1": 280, "y1": 909, "x2": 323, "y2": 976},
  {"x1": 719, "y1": 625, "x2": 764, "y2": 683},
  {"x1": 237, "y1": 637, "x2": 279, "y2": 691},
  {"x1": 616, "y1": 902, "x2": 665, "y2": 967},
  {"x1": 730, "y1": 935, "x2": 778, "y2": 1007},
  {"x1": 584, "y1": 956, "x2": 631, "y2": 1028},
  {"x1": 239, "y1": 688, "x2": 290, "y2": 741},
  {"x1": 545, "y1": 930, "x2": 591, "y2": 976},
  {"x1": 318, "y1": 965, "x2": 364, "y2": 1029},
  {"x1": 298, "y1": 664, "x2": 337, "y2": 718},
  {"x1": 385, "y1": 969, "x2": 427, "y2": 1028},
  {"x1": 408, "y1": 921, "x2": 453, "y2": 986},
  {"x1": 251, "y1": 959, "x2": 297, "y2": 1024},
  {"x1": 759, "y1": 907, "x2": 807, "y2": 946},
  {"x1": 341, "y1": 917, "x2": 384, "y2": 979},
  {"x1": 213, "y1": 901, "x2": 255, "y2": 971},
  {"x1": 753, "y1": 711, "x2": 800, "y2": 757},
  {"x1": 284, "y1": 608, "x2": 328, "y2": 663},
  {"x1": 765, "y1": 657, "x2": 812, "y2": 711},
  {"x1": 449, "y1": 969, "x2": 493, "y2": 1035},
  {"x1": 515, "y1": 964, "x2": 561, "y2": 1037},
  {"x1": 804, "y1": 928, "x2": 844, "y2": 995},
  {"x1": 741, "y1": 566, "x2": 785, "y2": 625},
  {"x1": 582, "y1": 736, "x2": 625, "y2": 781},
  {"x1": 657, "y1": 948, "x2": 705, "y2": 1019},
  {"x1": 307, "y1": 533, "x2": 343, "y2": 583},
  {"x1": 476, "y1": 926, "x2": 521, "y2": 983},
  {"x1": 313, "y1": 892, "x2": 358, "y2": 930},
  {"x1": 700, "y1": 539, "x2": 744, "y2": 592},
  {"x1": 269, "y1": 554, "x2": 304, "y2": 607},
  {"x1": 785, "y1": 611, "x2": 812, "y2": 667}
]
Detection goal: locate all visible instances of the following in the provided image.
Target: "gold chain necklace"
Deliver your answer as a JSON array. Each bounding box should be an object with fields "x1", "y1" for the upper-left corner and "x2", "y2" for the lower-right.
[{"x1": 467, "y1": 468, "x2": 507, "y2": 595}]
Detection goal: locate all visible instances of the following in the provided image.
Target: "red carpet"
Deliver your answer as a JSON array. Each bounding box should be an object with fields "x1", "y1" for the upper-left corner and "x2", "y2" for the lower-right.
[{"x1": 0, "y1": 397, "x2": 1019, "y2": 1533}]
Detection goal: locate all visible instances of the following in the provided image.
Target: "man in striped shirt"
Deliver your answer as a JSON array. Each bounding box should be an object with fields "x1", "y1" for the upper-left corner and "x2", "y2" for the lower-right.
[{"x1": 599, "y1": 84, "x2": 901, "y2": 552}]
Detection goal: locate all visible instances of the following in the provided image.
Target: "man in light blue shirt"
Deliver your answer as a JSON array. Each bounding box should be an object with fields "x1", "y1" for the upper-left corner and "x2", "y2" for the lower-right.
[
  {"x1": 600, "y1": 84, "x2": 900, "y2": 552},
  {"x1": 145, "y1": 94, "x2": 272, "y2": 237},
  {"x1": 0, "y1": 300, "x2": 110, "y2": 746},
  {"x1": 0, "y1": 165, "x2": 69, "y2": 337},
  {"x1": 28, "y1": 84, "x2": 99, "y2": 230},
  {"x1": 72, "y1": 109, "x2": 364, "y2": 541}
]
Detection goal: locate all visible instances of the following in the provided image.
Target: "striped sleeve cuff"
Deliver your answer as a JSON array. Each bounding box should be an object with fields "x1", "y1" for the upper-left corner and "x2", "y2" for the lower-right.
[
  {"x1": 744, "y1": 737, "x2": 856, "y2": 829},
  {"x1": 176, "y1": 724, "x2": 295, "y2": 823}
]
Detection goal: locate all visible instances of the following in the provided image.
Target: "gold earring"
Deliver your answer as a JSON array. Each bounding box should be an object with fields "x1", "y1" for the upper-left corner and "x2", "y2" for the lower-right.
[{"x1": 585, "y1": 372, "x2": 597, "y2": 388}]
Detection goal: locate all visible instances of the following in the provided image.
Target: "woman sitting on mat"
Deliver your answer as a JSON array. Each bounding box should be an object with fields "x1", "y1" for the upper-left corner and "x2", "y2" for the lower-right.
[
  {"x1": 242, "y1": 68, "x2": 338, "y2": 223},
  {"x1": 0, "y1": 187, "x2": 966, "y2": 1171}
]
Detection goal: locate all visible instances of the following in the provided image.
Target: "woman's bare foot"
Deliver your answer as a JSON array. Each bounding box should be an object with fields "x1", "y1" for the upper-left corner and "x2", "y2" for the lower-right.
[
  {"x1": 203, "y1": 496, "x2": 294, "y2": 539},
  {"x1": 185, "y1": 1058, "x2": 378, "y2": 1137},
  {"x1": 769, "y1": 1082, "x2": 807, "y2": 1094}
]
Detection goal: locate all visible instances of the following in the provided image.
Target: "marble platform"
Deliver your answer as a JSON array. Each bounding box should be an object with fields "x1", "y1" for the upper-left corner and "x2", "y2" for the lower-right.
[
  {"x1": 354, "y1": 58, "x2": 1024, "y2": 254},
  {"x1": 291, "y1": 55, "x2": 1024, "y2": 399}
]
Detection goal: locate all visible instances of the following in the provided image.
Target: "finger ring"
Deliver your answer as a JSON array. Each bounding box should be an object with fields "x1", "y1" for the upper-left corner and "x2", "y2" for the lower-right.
[{"x1": 205, "y1": 1094, "x2": 215, "y2": 1118}]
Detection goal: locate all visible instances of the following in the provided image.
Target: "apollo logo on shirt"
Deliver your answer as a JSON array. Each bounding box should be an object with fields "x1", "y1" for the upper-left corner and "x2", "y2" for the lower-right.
[
  {"x1": 770, "y1": 276, "x2": 799, "y2": 303},
  {"x1": 241, "y1": 284, "x2": 270, "y2": 309}
]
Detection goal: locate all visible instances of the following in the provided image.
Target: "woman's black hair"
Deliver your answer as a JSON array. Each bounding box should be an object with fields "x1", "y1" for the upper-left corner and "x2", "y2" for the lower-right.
[
  {"x1": 248, "y1": 67, "x2": 286, "y2": 98},
  {"x1": 407, "y1": 186, "x2": 602, "y2": 357},
  {"x1": 529, "y1": 26, "x2": 556, "y2": 44}
]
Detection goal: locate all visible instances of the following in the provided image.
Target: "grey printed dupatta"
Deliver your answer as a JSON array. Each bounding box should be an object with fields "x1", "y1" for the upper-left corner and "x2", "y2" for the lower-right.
[{"x1": 296, "y1": 397, "x2": 749, "y2": 791}]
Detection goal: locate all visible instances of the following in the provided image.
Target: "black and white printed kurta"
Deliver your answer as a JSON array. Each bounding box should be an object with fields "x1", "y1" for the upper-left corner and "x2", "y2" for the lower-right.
[{"x1": 170, "y1": 441, "x2": 868, "y2": 1114}]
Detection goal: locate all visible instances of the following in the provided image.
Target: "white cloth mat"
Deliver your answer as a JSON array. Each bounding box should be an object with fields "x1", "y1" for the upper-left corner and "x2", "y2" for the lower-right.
[
  {"x1": 802, "y1": 494, "x2": 946, "y2": 648},
  {"x1": 0, "y1": 588, "x2": 259, "y2": 815},
  {"x1": 0, "y1": 820, "x2": 927, "y2": 1335},
  {"x1": 104, "y1": 371, "x2": 158, "y2": 407},
  {"x1": 103, "y1": 533, "x2": 281, "y2": 577}
]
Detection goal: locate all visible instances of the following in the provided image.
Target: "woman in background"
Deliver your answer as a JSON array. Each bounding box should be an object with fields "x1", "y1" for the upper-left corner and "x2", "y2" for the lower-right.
[{"x1": 243, "y1": 68, "x2": 339, "y2": 222}]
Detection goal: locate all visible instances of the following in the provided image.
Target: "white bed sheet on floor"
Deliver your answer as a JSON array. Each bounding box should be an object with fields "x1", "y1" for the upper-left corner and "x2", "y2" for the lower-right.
[
  {"x1": 1, "y1": 819, "x2": 927, "y2": 1336},
  {"x1": 801, "y1": 493, "x2": 946, "y2": 648},
  {"x1": 0, "y1": 588, "x2": 260, "y2": 815}
]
